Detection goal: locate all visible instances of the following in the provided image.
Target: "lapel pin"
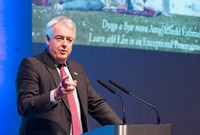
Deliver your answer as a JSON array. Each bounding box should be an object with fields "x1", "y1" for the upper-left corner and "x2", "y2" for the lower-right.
[{"x1": 73, "y1": 72, "x2": 78, "y2": 76}]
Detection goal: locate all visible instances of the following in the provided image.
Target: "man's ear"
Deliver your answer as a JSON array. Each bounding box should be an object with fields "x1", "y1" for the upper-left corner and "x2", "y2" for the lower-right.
[
  {"x1": 46, "y1": 35, "x2": 50, "y2": 45},
  {"x1": 46, "y1": 35, "x2": 50, "y2": 41}
]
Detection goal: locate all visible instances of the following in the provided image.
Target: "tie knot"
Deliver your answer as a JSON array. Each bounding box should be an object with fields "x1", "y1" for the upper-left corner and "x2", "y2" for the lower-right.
[
  {"x1": 57, "y1": 64, "x2": 65, "y2": 69},
  {"x1": 58, "y1": 64, "x2": 67, "y2": 78}
]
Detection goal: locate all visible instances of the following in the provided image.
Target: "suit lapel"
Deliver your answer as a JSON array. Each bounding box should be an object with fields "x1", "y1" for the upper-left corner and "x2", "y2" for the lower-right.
[
  {"x1": 42, "y1": 50, "x2": 70, "y2": 110},
  {"x1": 42, "y1": 50, "x2": 60, "y2": 87}
]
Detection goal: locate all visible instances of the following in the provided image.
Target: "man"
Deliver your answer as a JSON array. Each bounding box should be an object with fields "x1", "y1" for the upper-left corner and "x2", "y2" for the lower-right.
[{"x1": 16, "y1": 16, "x2": 122, "y2": 135}]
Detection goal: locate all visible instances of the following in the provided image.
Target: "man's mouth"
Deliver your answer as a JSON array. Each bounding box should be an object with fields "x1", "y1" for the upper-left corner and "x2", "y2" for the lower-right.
[{"x1": 60, "y1": 50, "x2": 67, "y2": 54}]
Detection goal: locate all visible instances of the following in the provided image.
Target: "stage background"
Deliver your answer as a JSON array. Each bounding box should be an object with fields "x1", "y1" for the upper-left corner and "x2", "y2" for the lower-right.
[{"x1": 0, "y1": 1, "x2": 200, "y2": 135}]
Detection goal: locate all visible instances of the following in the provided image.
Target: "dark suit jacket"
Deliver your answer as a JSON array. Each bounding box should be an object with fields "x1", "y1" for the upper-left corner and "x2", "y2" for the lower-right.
[{"x1": 16, "y1": 50, "x2": 122, "y2": 135}]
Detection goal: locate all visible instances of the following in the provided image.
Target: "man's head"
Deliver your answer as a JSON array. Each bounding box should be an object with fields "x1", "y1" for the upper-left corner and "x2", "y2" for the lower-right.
[{"x1": 45, "y1": 16, "x2": 76, "y2": 64}]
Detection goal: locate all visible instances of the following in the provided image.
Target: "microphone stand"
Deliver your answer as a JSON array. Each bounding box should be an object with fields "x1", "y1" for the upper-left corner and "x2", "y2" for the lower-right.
[
  {"x1": 97, "y1": 79, "x2": 126, "y2": 124},
  {"x1": 109, "y1": 80, "x2": 161, "y2": 124}
]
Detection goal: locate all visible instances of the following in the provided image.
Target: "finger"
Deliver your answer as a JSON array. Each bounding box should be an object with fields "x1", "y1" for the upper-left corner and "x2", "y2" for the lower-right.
[
  {"x1": 66, "y1": 81, "x2": 77, "y2": 87},
  {"x1": 61, "y1": 78, "x2": 70, "y2": 88},
  {"x1": 67, "y1": 85, "x2": 76, "y2": 91},
  {"x1": 74, "y1": 80, "x2": 77, "y2": 83},
  {"x1": 73, "y1": 80, "x2": 77, "y2": 86},
  {"x1": 63, "y1": 90, "x2": 74, "y2": 94},
  {"x1": 62, "y1": 81, "x2": 68, "y2": 88}
]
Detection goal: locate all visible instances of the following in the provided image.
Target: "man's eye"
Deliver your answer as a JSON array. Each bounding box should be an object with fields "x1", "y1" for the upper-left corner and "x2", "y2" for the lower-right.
[
  {"x1": 54, "y1": 36, "x2": 73, "y2": 43},
  {"x1": 56, "y1": 37, "x2": 63, "y2": 41},
  {"x1": 67, "y1": 38, "x2": 73, "y2": 43}
]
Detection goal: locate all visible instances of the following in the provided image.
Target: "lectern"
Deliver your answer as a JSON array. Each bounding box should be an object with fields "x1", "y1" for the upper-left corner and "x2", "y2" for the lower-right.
[{"x1": 82, "y1": 124, "x2": 172, "y2": 135}]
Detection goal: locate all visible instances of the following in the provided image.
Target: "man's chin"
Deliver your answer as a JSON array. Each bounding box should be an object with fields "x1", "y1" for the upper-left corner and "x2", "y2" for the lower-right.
[{"x1": 58, "y1": 57, "x2": 68, "y2": 64}]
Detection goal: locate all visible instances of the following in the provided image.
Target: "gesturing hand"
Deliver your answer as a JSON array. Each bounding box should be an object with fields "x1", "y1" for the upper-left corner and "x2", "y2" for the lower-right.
[{"x1": 54, "y1": 76, "x2": 77, "y2": 100}]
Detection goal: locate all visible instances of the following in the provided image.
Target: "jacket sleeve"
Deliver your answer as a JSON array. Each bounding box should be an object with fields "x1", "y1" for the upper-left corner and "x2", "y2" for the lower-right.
[{"x1": 16, "y1": 58, "x2": 56, "y2": 117}]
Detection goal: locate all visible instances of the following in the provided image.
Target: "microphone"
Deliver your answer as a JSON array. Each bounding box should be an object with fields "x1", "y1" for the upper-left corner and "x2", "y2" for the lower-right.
[
  {"x1": 109, "y1": 80, "x2": 161, "y2": 124},
  {"x1": 97, "y1": 79, "x2": 126, "y2": 125}
]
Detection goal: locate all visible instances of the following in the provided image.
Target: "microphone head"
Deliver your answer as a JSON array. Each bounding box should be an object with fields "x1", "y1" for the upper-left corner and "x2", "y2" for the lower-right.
[
  {"x1": 97, "y1": 79, "x2": 116, "y2": 94},
  {"x1": 109, "y1": 80, "x2": 130, "y2": 95}
]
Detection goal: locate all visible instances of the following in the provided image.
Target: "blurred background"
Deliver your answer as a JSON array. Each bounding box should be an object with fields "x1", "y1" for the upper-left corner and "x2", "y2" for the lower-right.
[{"x1": 0, "y1": 0, "x2": 200, "y2": 135}]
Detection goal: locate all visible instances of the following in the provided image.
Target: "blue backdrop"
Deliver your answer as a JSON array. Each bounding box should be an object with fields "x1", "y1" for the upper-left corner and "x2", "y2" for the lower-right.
[
  {"x1": 0, "y1": 0, "x2": 31, "y2": 134},
  {"x1": 1, "y1": 1, "x2": 200, "y2": 135}
]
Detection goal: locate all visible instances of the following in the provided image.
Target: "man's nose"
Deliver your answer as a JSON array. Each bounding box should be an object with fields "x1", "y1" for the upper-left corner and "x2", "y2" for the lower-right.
[{"x1": 61, "y1": 39, "x2": 68, "y2": 47}]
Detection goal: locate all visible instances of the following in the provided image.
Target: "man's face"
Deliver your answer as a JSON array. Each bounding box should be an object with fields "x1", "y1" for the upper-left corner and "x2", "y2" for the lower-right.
[{"x1": 46, "y1": 22, "x2": 75, "y2": 64}]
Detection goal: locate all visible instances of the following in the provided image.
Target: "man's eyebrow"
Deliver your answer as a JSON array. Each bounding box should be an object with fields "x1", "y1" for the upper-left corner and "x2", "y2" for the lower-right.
[{"x1": 54, "y1": 35, "x2": 63, "y2": 37}]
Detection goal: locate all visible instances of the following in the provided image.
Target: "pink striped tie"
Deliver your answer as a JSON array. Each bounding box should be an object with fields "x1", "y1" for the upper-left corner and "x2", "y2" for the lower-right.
[{"x1": 58, "y1": 64, "x2": 82, "y2": 135}]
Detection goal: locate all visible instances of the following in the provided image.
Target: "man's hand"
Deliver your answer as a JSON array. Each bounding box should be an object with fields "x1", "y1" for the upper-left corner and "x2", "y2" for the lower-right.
[{"x1": 54, "y1": 76, "x2": 77, "y2": 100}]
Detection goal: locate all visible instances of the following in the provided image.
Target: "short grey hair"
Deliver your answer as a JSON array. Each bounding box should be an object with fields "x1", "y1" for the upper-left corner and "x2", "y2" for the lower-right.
[{"x1": 45, "y1": 16, "x2": 76, "y2": 38}]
